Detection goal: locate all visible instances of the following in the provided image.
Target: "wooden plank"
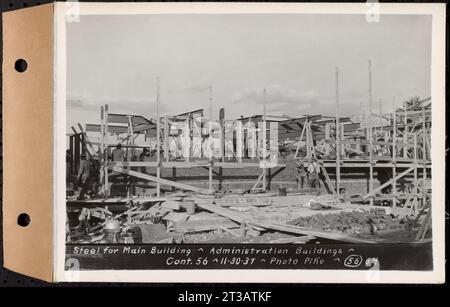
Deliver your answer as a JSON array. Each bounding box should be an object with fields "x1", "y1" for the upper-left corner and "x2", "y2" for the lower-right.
[
  {"x1": 415, "y1": 209, "x2": 431, "y2": 241},
  {"x1": 216, "y1": 195, "x2": 313, "y2": 207},
  {"x1": 269, "y1": 236, "x2": 316, "y2": 243},
  {"x1": 337, "y1": 139, "x2": 413, "y2": 148},
  {"x1": 397, "y1": 108, "x2": 431, "y2": 116},
  {"x1": 319, "y1": 164, "x2": 337, "y2": 195},
  {"x1": 250, "y1": 221, "x2": 376, "y2": 244},
  {"x1": 197, "y1": 202, "x2": 376, "y2": 243},
  {"x1": 85, "y1": 123, "x2": 129, "y2": 134},
  {"x1": 110, "y1": 166, "x2": 211, "y2": 195},
  {"x1": 361, "y1": 167, "x2": 415, "y2": 200},
  {"x1": 112, "y1": 161, "x2": 205, "y2": 168},
  {"x1": 71, "y1": 127, "x2": 93, "y2": 159},
  {"x1": 251, "y1": 170, "x2": 265, "y2": 191},
  {"x1": 196, "y1": 202, "x2": 252, "y2": 223},
  {"x1": 173, "y1": 218, "x2": 239, "y2": 232},
  {"x1": 220, "y1": 226, "x2": 240, "y2": 237},
  {"x1": 344, "y1": 146, "x2": 364, "y2": 155},
  {"x1": 109, "y1": 161, "x2": 285, "y2": 169},
  {"x1": 107, "y1": 113, "x2": 153, "y2": 125},
  {"x1": 322, "y1": 163, "x2": 430, "y2": 168},
  {"x1": 349, "y1": 194, "x2": 421, "y2": 201},
  {"x1": 216, "y1": 162, "x2": 286, "y2": 168},
  {"x1": 294, "y1": 120, "x2": 307, "y2": 158},
  {"x1": 405, "y1": 180, "x2": 420, "y2": 213},
  {"x1": 77, "y1": 123, "x2": 97, "y2": 155}
]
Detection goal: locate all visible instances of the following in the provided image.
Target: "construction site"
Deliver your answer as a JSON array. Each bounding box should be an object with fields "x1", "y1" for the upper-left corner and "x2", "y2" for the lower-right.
[{"x1": 65, "y1": 66, "x2": 432, "y2": 246}]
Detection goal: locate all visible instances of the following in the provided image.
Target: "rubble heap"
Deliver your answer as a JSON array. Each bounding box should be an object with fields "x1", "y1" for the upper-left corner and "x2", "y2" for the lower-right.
[{"x1": 288, "y1": 209, "x2": 407, "y2": 235}]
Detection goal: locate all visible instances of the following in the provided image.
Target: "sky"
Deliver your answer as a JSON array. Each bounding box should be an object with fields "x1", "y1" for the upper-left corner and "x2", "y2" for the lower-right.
[{"x1": 66, "y1": 13, "x2": 431, "y2": 132}]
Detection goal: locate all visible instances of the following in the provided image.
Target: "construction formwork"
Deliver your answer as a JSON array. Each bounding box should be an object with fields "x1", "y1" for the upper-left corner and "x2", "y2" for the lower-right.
[
  {"x1": 87, "y1": 104, "x2": 286, "y2": 199},
  {"x1": 68, "y1": 93, "x2": 432, "y2": 218}
]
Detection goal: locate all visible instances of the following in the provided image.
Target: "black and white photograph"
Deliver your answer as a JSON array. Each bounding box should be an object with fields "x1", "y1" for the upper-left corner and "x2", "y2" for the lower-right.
[{"x1": 55, "y1": 2, "x2": 445, "y2": 282}]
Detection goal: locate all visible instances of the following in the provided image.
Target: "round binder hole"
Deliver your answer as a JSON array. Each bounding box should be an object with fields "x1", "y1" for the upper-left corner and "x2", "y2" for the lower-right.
[
  {"x1": 17, "y1": 213, "x2": 31, "y2": 227},
  {"x1": 14, "y1": 59, "x2": 28, "y2": 73}
]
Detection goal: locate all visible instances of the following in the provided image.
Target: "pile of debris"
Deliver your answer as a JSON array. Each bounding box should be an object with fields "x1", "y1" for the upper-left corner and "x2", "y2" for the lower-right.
[
  {"x1": 288, "y1": 209, "x2": 407, "y2": 235},
  {"x1": 67, "y1": 190, "x2": 420, "y2": 245}
]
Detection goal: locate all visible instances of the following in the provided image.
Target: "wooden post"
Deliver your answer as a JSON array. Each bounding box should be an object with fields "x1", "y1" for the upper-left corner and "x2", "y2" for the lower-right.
[
  {"x1": 262, "y1": 89, "x2": 267, "y2": 190},
  {"x1": 236, "y1": 120, "x2": 243, "y2": 163},
  {"x1": 368, "y1": 59, "x2": 373, "y2": 114},
  {"x1": 164, "y1": 115, "x2": 169, "y2": 162},
  {"x1": 335, "y1": 67, "x2": 341, "y2": 197},
  {"x1": 422, "y1": 108, "x2": 427, "y2": 209},
  {"x1": 126, "y1": 116, "x2": 133, "y2": 171},
  {"x1": 369, "y1": 127, "x2": 374, "y2": 206},
  {"x1": 306, "y1": 121, "x2": 311, "y2": 160},
  {"x1": 425, "y1": 124, "x2": 431, "y2": 160},
  {"x1": 208, "y1": 118, "x2": 213, "y2": 193},
  {"x1": 100, "y1": 106, "x2": 105, "y2": 196},
  {"x1": 209, "y1": 161, "x2": 213, "y2": 193},
  {"x1": 69, "y1": 135, "x2": 75, "y2": 174},
  {"x1": 104, "y1": 104, "x2": 109, "y2": 197},
  {"x1": 413, "y1": 133, "x2": 418, "y2": 212},
  {"x1": 156, "y1": 77, "x2": 161, "y2": 197},
  {"x1": 209, "y1": 85, "x2": 213, "y2": 120},
  {"x1": 73, "y1": 134, "x2": 81, "y2": 177},
  {"x1": 403, "y1": 102, "x2": 408, "y2": 158},
  {"x1": 307, "y1": 121, "x2": 316, "y2": 157},
  {"x1": 324, "y1": 123, "x2": 331, "y2": 155},
  {"x1": 126, "y1": 115, "x2": 134, "y2": 198},
  {"x1": 414, "y1": 133, "x2": 418, "y2": 163},
  {"x1": 220, "y1": 108, "x2": 225, "y2": 163},
  {"x1": 392, "y1": 110, "x2": 397, "y2": 207},
  {"x1": 422, "y1": 108, "x2": 427, "y2": 161},
  {"x1": 185, "y1": 116, "x2": 191, "y2": 163},
  {"x1": 245, "y1": 116, "x2": 251, "y2": 158}
]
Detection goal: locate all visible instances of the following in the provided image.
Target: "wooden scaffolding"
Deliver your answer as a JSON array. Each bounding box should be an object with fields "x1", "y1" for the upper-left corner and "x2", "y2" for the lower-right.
[{"x1": 294, "y1": 101, "x2": 432, "y2": 215}]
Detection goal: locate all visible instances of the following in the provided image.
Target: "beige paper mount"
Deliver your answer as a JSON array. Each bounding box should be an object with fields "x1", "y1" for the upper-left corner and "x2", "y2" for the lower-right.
[{"x1": 2, "y1": 3, "x2": 54, "y2": 282}]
